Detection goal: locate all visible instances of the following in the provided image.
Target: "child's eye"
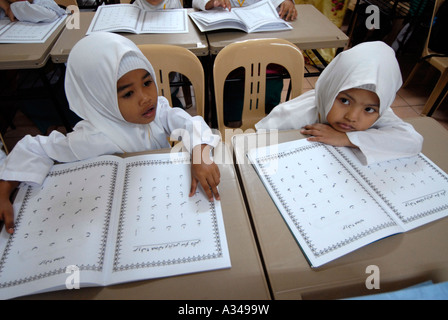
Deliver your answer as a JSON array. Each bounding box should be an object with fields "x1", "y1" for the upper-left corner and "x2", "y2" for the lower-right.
[
  {"x1": 143, "y1": 80, "x2": 152, "y2": 87},
  {"x1": 122, "y1": 91, "x2": 133, "y2": 98},
  {"x1": 365, "y1": 107, "x2": 378, "y2": 113},
  {"x1": 340, "y1": 97, "x2": 350, "y2": 105}
]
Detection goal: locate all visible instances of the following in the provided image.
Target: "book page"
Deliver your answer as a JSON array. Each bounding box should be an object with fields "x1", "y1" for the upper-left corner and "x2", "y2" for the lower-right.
[
  {"x1": 108, "y1": 152, "x2": 230, "y2": 283},
  {"x1": 188, "y1": 9, "x2": 245, "y2": 32},
  {"x1": 248, "y1": 139, "x2": 403, "y2": 267},
  {"x1": 140, "y1": 9, "x2": 188, "y2": 33},
  {"x1": 233, "y1": 0, "x2": 292, "y2": 32},
  {"x1": 0, "y1": 15, "x2": 66, "y2": 43},
  {"x1": 0, "y1": 156, "x2": 122, "y2": 299},
  {"x1": 336, "y1": 147, "x2": 448, "y2": 231},
  {"x1": 109, "y1": 153, "x2": 230, "y2": 282},
  {"x1": 86, "y1": 4, "x2": 142, "y2": 34}
]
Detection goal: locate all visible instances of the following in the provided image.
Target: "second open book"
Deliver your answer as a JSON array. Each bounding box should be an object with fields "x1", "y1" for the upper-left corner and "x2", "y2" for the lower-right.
[
  {"x1": 248, "y1": 139, "x2": 448, "y2": 268},
  {"x1": 189, "y1": 0, "x2": 293, "y2": 33}
]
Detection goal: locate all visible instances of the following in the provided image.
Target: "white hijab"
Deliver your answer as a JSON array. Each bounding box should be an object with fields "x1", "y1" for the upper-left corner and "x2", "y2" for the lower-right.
[
  {"x1": 65, "y1": 32, "x2": 156, "y2": 155},
  {"x1": 256, "y1": 41, "x2": 403, "y2": 130}
]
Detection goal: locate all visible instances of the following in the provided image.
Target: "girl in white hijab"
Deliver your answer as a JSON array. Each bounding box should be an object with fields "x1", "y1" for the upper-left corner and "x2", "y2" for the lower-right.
[
  {"x1": 0, "y1": 32, "x2": 220, "y2": 234},
  {"x1": 256, "y1": 41, "x2": 423, "y2": 165}
]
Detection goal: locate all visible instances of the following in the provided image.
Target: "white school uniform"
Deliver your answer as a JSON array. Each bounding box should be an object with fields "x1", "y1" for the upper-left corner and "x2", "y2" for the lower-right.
[
  {"x1": 255, "y1": 41, "x2": 423, "y2": 165},
  {"x1": 192, "y1": 0, "x2": 285, "y2": 11},
  {"x1": 1, "y1": 0, "x2": 66, "y2": 23},
  {"x1": 133, "y1": 0, "x2": 182, "y2": 10},
  {"x1": 0, "y1": 32, "x2": 219, "y2": 186}
]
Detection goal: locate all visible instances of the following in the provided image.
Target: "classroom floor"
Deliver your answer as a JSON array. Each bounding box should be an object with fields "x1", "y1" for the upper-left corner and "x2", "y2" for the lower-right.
[{"x1": 2, "y1": 45, "x2": 448, "y2": 153}]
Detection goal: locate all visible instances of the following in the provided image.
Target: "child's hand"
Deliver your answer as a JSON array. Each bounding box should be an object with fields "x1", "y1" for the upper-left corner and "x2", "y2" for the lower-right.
[
  {"x1": 190, "y1": 144, "x2": 221, "y2": 202},
  {"x1": 278, "y1": 0, "x2": 297, "y2": 21},
  {"x1": 301, "y1": 123, "x2": 356, "y2": 147},
  {"x1": 0, "y1": 180, "x2": 19, "y2": 234},
  {"x1": 205, "y1": 0, "x2": 232, "y2": 11},
  {"x1": 0, "y1": 0, "x2": 15, "y2": 21}
]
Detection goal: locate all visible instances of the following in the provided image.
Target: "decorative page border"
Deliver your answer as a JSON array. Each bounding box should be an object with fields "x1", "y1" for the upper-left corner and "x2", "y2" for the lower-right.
[
  {"x1": 0, "y1": 160, "x2": 118, "y2": 289},
  {"x1": 256, "y1": 143, "x2": 396, "y2": 259},
  {"x1": 335, "y1": 150, "x2": 448, "y2": 225},
  {"x1": 113, "y1": 157, "x2": 224, "y2": 272}
]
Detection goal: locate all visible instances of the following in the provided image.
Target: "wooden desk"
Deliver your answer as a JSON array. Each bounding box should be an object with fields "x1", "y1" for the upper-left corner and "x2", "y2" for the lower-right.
[
  {"x1": 206, "y1": 4, "x2": 349, "y2": 55},
  {"x1": 0, "y1": 19, "x2": 66, "y2": 70},
  {"x1": 50, "y1": 10, "x2": 209, "y2": 64},
  {"x1": 232, "y1": 116, "x2": 448, "y2": 299},
  {"x1": 21, "y1": 143, "x2": 271, "y2": 299}
]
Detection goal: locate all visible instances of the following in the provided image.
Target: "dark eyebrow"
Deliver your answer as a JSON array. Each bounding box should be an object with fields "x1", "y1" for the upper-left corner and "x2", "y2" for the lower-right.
[
  {"x1": 117, "y1": 71, "x2": 152, "y2": 93},
  {"x1": 340, "y1": 91, "x2": 379, "y2": 107}
]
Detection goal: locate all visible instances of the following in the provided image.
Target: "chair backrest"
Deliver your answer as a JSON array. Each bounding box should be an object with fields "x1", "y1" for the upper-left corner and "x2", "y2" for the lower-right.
[
  {"x1": 0, "y1": 132, "x2": 8, "y2": 155},
  {"x1": 423, "y1": 0, "x2": 446, "y2": 57},
  {"x1": 213, "y1": 38, "x2": 304, "y2": 140},
  {"x1": 138, "y1": 44, "x2": 205, "y2": 117},
  {"x1": 55, "y1": 0, "x2": 78, "y2": 8}
]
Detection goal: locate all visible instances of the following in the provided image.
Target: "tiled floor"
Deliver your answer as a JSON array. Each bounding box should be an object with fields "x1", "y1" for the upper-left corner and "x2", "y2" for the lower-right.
[{"x1": 2, "y1": 54, "x2": 448, "y2": 154}]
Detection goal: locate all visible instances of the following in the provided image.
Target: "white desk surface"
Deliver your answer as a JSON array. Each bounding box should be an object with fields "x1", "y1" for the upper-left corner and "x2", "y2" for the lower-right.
[
  {"x1": 0, "y1": 18, "x2": 66, "y2": 70},
  {"x1": 232, "y1": 116, "x2": 448, "y2": 299}
]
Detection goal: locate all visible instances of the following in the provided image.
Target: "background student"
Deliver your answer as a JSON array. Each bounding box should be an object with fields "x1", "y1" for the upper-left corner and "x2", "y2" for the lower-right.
[
  {"x1": 0, "y1": 32, "x2": 221, "y2": 234},
  {"x1": 0, "y1": 0, "x2": 65, "y2": 22},
  {"x1": 256, "y1": 41, "x2": 424, "y2": 165}
]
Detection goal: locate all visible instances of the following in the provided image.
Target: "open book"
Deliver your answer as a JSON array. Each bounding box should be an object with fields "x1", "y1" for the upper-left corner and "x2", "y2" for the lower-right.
[
  {"x1": 188, "y1": 0, "x2": 292, "y2": 33},
  {"x1": 0, "y1": 15, "x2": 66, "y2": 43},
  {"x1": 0, "y1": 152, "x2": 230, "y2": 299},
  {"x1": 86, "y1": 4, "x2": 188, "y2": 35},
  {"x1": 248, "y1": 139, "x2": 448, "y2": 268}
]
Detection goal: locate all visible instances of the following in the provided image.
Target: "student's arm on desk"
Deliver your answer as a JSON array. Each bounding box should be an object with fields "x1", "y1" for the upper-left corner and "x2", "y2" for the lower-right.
[
  {"x1": 301, "y1": 123, "x2": 357, "y2": 147},
  {"x1": 0, "y1": 180, "x2": 19, "y2": 235}
]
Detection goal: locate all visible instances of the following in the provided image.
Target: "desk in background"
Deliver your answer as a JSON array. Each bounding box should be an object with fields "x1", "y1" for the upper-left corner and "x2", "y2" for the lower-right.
[
  {"x1": 50, "y1": 10, "x2": 208, "y2": 64},
  {"x1": 0, "y1": 18, "x2": 72, "y2": 133},
  {"x1": 20, "y1": 143, "x2": 270, "y2": 299},
  {"x1": 232, "y1": 116, "x2": 448, "y2": 299},
  {"x1": 206, "y1": 4, "x2": 349, "y2": 70}
]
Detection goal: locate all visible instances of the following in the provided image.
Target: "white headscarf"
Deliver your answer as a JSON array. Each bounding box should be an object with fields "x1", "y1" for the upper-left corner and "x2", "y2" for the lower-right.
[
  {"x1": 65, "y1": 32, "x2": 156, "y2": 155},
  {"x1": 256, "y1": 41, "x2": 403, "y2": 130},
  {"x1": 315, "y1": 40, "x2": 402, "y2": 122}
]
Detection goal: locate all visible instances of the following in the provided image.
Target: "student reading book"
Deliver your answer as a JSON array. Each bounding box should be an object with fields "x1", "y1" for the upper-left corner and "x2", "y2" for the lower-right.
[
  {"x1": 256, "y1": 41, "x2": 424, "y2": 165},
  {"x1": 0, "y1": 32, "x2": 221, "y2": 234},
  {"x1": 188, "y1": 0, "x2": 293, "y2": 33},
  {"x1": 193, "y1": 0, "x2": 297, "y2": 21},
  {"x1": 0, "y1": 0, "x2": 65, "y2": 22}
]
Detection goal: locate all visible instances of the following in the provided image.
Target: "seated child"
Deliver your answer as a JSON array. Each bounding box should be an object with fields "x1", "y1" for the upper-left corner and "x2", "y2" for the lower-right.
[
  {"x1": 133, "y1": 0, "x2": 182, "y2": 10},
  {"x1": 256, "y1": 41, "x2": 424, "y2": 165},
  {"x1": 0, "y1": 0, "x2": 65, "y2": 23},
  {"x1": 0, "y1": 32, "x2": 221, "y2": 234}
]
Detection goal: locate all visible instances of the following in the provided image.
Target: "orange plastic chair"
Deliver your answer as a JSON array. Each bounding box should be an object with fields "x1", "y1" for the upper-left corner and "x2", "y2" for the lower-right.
[{"x1": 213, "y1": 38, "x2": 304, "y2": 140}]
